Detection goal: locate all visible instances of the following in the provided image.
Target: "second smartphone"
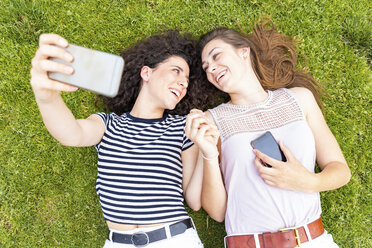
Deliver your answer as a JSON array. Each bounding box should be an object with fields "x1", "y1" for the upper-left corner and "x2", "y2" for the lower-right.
[{"x1": 251, "y1": 131, "x2": 287, "y2": 167}]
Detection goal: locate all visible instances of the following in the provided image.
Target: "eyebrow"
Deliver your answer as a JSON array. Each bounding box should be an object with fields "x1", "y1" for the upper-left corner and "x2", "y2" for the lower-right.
[
  {"x1": 172, "y1": 65, "x2": 190, "y2": 81},
  {"x1": 172, "y1": 65, "x2": 184, "y2": 72},
  {"x1": 202, "y1": 47, "x2": 219, "y2": 67}
]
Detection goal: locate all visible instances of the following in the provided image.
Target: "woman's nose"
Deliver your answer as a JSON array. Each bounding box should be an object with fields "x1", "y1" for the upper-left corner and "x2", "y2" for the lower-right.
[
  {"x1": 178, "y1": 79, "x2": 188, "y2": 88},
  {"x1": 207, "y1": 63, "x2": 217, "y2": 73}
]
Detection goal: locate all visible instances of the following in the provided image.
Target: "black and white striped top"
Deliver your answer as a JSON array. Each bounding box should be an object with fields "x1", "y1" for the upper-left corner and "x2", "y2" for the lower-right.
[{"x1": 94, "y1": 112, "x2": 193, "y2": 225}]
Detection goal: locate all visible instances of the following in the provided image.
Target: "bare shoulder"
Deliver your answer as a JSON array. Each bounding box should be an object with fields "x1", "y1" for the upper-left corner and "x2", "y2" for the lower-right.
[
  {"x1": 87, "y1": 113, "x2": 105, "y2": 125},
  {"x1": 204, "y1": 110, "x2": 217, "y2": 125},
  {"x1": 288, "y1": 87, "x2": 318, "y2": 116},
  {"x1": 288, "y1": 87, "x2": 315, "y2": 100},
  {"x1": 85, "y1": 114, "x2": 106, "y2": 133}
]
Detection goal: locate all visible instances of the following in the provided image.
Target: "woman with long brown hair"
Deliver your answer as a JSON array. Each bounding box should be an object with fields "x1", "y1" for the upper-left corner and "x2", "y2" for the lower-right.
[{"x1": 186, "y1": 19, "x2": 351, "y2": 248}]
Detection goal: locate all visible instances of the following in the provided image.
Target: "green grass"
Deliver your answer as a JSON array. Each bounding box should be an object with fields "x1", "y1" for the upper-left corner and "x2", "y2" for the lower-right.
[{"x1": 0, "y1": 0, "x2": 370, "y2": 247}]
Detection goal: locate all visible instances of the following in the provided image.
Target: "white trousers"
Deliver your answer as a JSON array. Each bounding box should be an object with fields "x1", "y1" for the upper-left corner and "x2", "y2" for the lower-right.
[
  {"x1": 297, "y1": 230, "x2": 339, "y2": 248},
  {"x1": 103, "y1": 221, "x2": 203, "y2": 248}
]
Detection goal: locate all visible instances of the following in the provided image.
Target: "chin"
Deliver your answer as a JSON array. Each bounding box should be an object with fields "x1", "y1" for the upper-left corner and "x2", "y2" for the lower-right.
[
  {"x1": 213, "y1": 81, "x2": 227, "y2": 92},
  {"x1": 167, "y1": 98, "x2": 183, "y2": 110},
  {"x1": 220, "y1": 82, "x2": 232, "y2": 93},
  {"x1": 165, "y1": 103, "x2": 177, "y2": 111}
]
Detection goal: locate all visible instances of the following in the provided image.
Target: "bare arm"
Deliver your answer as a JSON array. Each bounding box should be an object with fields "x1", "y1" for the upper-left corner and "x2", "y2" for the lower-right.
[
  {"x1": 30, "y1": 34, "x2": 105, "y2": 147},
  {"x1": 182, "y1": 144, "x2": 202, "y2": 211},
  {"x1": 185, "y1": 109, "x2": 227, "y2": 222},
  {"x1": 201, "y1": 139, "x2": 226, "y2": 222},
  {"x1": 292, "y1": 87, "x2": 351, "y2": 192}
]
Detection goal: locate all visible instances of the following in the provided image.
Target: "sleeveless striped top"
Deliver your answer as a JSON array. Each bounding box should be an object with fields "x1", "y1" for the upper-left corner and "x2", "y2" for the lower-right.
[{"x1": 94, "y1": 112, "x2": 193, "y2": 225}]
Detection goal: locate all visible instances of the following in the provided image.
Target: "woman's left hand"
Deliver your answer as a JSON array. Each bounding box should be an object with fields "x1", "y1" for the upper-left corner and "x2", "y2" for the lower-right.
[{"x1": 253, "y1": 142, "x2": 316, "y2": 193}]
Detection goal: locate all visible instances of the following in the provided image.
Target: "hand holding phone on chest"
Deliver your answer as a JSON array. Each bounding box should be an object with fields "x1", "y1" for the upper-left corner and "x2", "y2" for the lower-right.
[{"x1": 251, "y1": 131, "x2": 287, "y2": 167}]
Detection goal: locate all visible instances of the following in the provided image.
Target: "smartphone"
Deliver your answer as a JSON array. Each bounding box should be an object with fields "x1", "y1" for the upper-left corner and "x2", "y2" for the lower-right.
[
  {"x1": 251, "y1": 131, "x2": 286, "y2": 167},
  {"x1": 48, "y1": 44, "x2": 124, "y2": 97}
]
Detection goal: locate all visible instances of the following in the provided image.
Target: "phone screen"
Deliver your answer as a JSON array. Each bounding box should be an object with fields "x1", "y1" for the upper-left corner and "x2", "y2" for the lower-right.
[
  {"x1": 48, "y1": 44, "x2": 124, "y2": 97},
  {"x1": 251, "y1": 131, "x2": 286, "y2": 167}
]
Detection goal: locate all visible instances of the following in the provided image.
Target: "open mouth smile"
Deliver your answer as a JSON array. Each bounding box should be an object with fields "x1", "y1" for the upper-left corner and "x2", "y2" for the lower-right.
[
  {"x1": 169, "y1": 88, "x2": 182, "y2": 98},
  {"x1": 215, "y1": 69, "x2": 227, "y2": 84}
]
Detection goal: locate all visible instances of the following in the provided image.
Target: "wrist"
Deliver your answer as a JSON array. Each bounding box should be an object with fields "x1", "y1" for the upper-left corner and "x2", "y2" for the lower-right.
[
  {"x1": 201, "y1": 151, "x2": 219, "y2": 161},
  {"x1": 35, "y1": 92, "x2": 60, "y2": 105},
  {"x1": 305, "y1": 172, "x2": 320, "y2": 193}
]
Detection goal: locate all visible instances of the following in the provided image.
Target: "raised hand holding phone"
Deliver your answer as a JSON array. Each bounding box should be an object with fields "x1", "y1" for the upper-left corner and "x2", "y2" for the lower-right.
[
  {"x1": 30, "y1": 34, "x2": 80, "y2": 103},
  {"x1": 30, "y1": 34, "x2": 106, "y2": 147},
  {"x1": 48, "y1": 44, "x2": 124, "y2": 97}
]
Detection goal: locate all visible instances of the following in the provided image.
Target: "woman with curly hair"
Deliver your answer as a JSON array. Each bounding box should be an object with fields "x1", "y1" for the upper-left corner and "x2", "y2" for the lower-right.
[
  {"x1": 30, "y1": 31, "x2": 205, "y2": 248},
  {"x1": 186, "y1": 19, "x2": 351, "y2": 247}
]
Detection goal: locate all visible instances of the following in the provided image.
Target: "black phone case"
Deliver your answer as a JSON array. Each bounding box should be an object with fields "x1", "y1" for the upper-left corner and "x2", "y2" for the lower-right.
[{"x1": 251, "y1": 131, "x2": 286, "y2": 167}]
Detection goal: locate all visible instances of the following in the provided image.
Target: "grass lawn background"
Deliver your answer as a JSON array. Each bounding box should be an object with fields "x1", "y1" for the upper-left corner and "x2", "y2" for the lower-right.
[{"x1": 0, "y1": 0, "x2": 370, "y2": 247}]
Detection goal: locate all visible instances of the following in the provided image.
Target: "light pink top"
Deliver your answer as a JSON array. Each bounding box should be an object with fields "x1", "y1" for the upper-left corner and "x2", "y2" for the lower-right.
[{"x1": 209, "y1": 88, "x2": 321, "y2": 235}]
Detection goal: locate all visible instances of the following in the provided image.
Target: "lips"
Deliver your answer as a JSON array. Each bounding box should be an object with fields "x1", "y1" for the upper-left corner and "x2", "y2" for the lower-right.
[
  {"x1": 169, "y1": 87, "x2": 182, "y2": 98},
  {"x1": 215, "y1": 69, "x2": 227, "y2": 84}
]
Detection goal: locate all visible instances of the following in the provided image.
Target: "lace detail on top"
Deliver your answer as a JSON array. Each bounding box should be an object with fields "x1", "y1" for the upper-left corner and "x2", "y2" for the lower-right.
[{"x1": 209, "y1": 88, "x2": 304, "y2": 142}]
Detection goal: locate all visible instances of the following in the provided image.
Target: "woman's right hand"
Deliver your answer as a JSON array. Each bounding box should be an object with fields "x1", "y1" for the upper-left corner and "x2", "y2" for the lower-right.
[
  {"x1": 185, "y1": 109, "x2": 220, "y2": 159},
  {"x1": 30, "y1": 34, "x2": 77, "y2": 103}
]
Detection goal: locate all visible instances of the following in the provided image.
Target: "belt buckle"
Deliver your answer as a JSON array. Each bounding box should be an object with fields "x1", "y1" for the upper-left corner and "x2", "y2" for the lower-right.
[
  {"x1": 131, "y1": 231, "x2": 150, "y2": 247},
  {"x1": 279, "y1": 226, "x2": 302, "y2": 247}
]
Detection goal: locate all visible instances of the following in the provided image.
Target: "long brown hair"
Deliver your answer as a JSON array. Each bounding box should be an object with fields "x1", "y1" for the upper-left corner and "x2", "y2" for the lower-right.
[{"x1": 198, "y1": 18, "x2": 324, "y2": 109}]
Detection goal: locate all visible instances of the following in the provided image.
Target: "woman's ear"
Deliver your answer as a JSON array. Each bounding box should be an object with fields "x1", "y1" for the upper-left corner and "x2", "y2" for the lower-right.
[
  {"x1": 140, "y1": 66, "x2": 152, "y2": 82},
  {"x1": 239, "y1": 47, "x2": 250, "y2": 60}
]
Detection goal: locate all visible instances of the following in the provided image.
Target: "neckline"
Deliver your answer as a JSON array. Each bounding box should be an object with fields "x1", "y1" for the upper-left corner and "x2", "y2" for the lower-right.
[
  {"x1": 126, "y1": 112, "x2": 167, "y2": 123},
  {"x1": 222, "y1": 90, "x2": 273, "y2": 109}
]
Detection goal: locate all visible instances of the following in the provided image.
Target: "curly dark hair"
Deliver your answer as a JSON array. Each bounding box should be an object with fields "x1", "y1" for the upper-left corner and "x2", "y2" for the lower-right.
[
  {"x1": 197, "y1": 18, "x2": 324, "y2": 109},
  {"x1": 103, "y1": 30, "x2": 208, "y2": 115}
]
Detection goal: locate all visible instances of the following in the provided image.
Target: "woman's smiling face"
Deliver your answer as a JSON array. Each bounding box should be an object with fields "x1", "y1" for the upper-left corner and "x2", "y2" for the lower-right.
[
  {"x1": 145, "y1": 55, "x2": 190, "y2": 110},
  {"x1": 201, "y1": 39, "x2": 248, "y2": 93}
]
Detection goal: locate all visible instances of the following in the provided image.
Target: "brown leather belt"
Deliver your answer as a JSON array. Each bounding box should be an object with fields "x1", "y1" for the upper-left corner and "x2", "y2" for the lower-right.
[{"x1": 225, "y1": 218, "x2": 324, "y2": 248}]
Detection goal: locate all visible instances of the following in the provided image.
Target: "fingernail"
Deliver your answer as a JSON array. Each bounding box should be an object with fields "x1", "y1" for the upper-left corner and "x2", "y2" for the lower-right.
[
  {"x1": 59, "y1": 39, "x2": 68, "y2": 47},
  {"x1": 65, "y1": 53, "x2": 73, "y2": 62},
  {"x1": 66, "y1": 67, "x2": 74, "y2": 74}
]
